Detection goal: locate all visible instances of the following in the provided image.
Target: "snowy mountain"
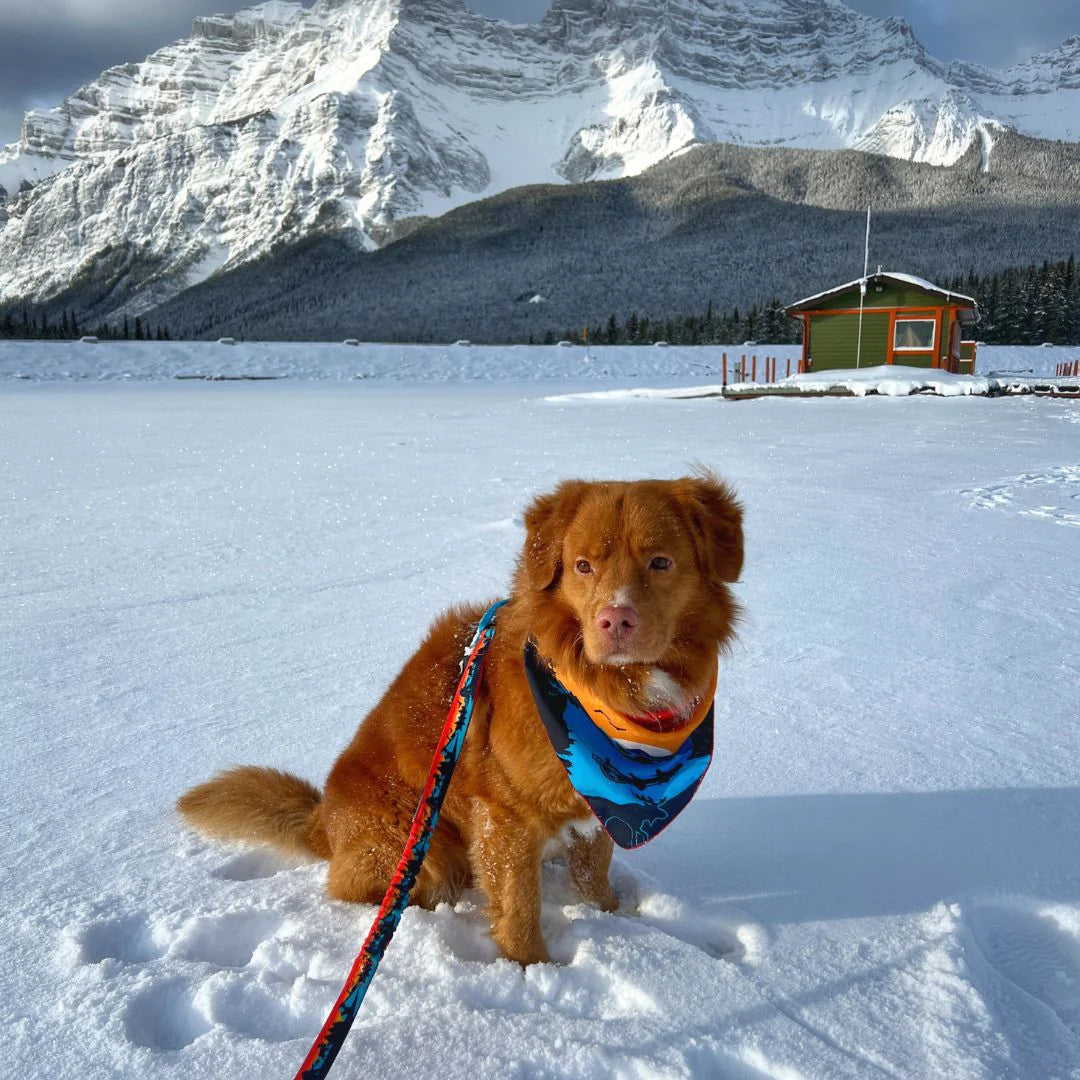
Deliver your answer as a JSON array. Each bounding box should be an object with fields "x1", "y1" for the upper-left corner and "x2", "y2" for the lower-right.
[{"x1": 1, "y1": 0, "x2": 1078, "y2": 316}]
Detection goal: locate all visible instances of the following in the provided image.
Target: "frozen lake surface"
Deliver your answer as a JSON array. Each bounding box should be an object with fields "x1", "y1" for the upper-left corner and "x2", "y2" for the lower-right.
[{"x1": 2, "y1": 350, "x2": 1079, "y2": 1079}]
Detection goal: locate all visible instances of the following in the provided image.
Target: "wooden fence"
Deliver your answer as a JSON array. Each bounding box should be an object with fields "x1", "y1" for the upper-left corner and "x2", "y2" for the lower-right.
[{"x1": 723, "y1": 353, "x2": 806, "y2": 386}]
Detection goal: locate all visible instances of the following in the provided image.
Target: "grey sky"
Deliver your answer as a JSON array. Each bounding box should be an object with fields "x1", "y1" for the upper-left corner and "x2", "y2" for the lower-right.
[{"x1": 1, "y1": 0, "x2": 1076, "y2": 149}]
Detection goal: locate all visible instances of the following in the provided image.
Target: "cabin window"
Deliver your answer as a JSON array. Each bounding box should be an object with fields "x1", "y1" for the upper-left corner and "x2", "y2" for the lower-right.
[{"x1": 893, "y1": 319, "x2": 935, "y2": 351}]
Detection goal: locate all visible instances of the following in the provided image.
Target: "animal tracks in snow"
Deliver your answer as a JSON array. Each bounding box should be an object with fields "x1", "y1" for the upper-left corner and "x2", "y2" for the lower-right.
[
  {"x1": 124, "y1": 978, "x2": 212, "y2": 1050},
  {"x1": 60, "y1": 851, "x2": 765, "y2": 1060},
  {"x1": 960, "y1": 465, "x2": 1080, "y2": 527},
  {"x1": 77, "y1": 913, "x2": 168, "y2": 965},
  {"x1": 65, "y1": 897, "x2": 335, "y2": 1051},
  {"x1": 171, "y1": 909, "x2": 284, "y2": 968}
]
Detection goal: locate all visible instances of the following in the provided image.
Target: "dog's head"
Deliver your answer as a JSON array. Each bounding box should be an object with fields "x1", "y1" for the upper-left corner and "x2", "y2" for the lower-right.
[{"x1": 515, "y1": 474, "x2": 742, "y2": 681}]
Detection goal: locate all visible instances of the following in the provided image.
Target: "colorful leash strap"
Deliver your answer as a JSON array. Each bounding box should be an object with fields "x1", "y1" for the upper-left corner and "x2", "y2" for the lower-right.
[{"x1": 294, "y1": 599, "x2": 507, "y2": 1080}]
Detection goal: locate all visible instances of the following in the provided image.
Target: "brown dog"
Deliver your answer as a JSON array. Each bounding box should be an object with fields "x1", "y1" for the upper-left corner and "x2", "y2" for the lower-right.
[{"x1": 178, "y1": 474, "x2": 742, "y2": 964}]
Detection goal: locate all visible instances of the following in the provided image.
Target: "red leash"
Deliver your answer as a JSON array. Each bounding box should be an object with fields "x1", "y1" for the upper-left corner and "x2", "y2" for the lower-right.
[{"x1": 293, "y1": 600, "x2": 505, "y2": 1080}]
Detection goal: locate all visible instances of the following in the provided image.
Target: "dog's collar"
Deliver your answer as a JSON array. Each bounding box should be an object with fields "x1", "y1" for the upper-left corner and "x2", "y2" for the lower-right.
[{"x1": 523, "y1": 642, "x2": 715, "y2": 848}]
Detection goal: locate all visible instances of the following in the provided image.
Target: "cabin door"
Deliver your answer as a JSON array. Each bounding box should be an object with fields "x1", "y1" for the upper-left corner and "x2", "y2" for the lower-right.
[{"x1": 949, "y1": 321, "x2": 961, "y2": 373}]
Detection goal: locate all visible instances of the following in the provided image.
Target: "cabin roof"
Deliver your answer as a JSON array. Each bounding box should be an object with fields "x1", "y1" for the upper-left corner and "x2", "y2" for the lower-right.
[{"x1": 787, "y1": 272, "x2": 978, "y2": 313}]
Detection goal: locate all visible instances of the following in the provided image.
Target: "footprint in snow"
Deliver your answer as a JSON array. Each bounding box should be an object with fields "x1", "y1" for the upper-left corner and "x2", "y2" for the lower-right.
[
  {"x1": 77, "y1": 913, "x2": 168, "y2": 965},
  {"x1": 123, "y1": 978, "x2": 212, "y2": 1050},
  {"x1": 960, "y1": 465, "x2": 1080, "y2": 527},
  {"x1": 963, "y1": 898, "x2": 1080, "y2": 1035},
  {"x1": 67, "y1": 857, "x2": 765, "y2": 1056},
  {"x1": 68, "y1": 901, "x2": 330, "y2": 1053},
  {"x1": 170, "y1": 909, "x2": 283, "y2": 968}
]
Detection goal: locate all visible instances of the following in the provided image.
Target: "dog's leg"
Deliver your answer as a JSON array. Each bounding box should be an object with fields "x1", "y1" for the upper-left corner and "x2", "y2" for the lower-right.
[
  {"x1": 568, "y1": 828, "x2": 619, "y2": 912},
  {"x1": 469, "y1": 801, "x2": 549, "y2": 965},
  {"x1": 326, "y1": 840, "x2": 468, "y2": 910},
  {"x1": 326, "y1": 844, "x2": 393, "y2": 906},
  {"x1": 325, "y1": 812, "x2": 469, "y2": 911}
]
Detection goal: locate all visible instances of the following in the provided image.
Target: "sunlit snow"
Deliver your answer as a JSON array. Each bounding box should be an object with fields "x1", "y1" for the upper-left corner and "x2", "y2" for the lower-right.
[{"x1": 2, "y1": 341, "x2": 1079, "y2": 1079}]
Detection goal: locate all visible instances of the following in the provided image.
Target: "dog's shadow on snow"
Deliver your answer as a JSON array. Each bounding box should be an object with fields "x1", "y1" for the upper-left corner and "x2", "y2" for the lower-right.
[{"x1": 628, "y1": 787, "x2": 1080, "y2": 924}]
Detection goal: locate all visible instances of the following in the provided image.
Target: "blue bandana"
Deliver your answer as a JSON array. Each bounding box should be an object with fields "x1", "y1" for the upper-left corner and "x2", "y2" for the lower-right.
[{"x1": 524, "y1": 643, "x2": 714, "y2": 849}]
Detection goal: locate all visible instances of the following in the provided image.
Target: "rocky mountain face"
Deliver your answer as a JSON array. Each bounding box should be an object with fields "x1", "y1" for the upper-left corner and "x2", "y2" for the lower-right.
[{"x1": 0, "y1": 0, "x2": 1078, "y2": 318}]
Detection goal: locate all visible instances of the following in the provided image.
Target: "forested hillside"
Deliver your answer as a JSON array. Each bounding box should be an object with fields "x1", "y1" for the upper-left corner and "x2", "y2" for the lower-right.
[{"x1": 138, "y1": 137, "x2": 1080, "y2": 343}]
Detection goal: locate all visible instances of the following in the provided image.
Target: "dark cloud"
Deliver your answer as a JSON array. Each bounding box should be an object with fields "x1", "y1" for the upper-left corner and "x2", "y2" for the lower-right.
[
  {"x1": 843, "y1": 0, "x2": 1077, "y2": 67},
  {"x1": 2, "y1": 1, "x2": 1077, "y2": 149},
  {"x1": 0, "y1": 2, "x2": 289, "y2": 147}
]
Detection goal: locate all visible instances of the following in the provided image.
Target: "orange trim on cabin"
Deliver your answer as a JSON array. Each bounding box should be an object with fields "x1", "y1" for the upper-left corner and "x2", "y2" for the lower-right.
[{"x1": 800, "y1": 303, "x2": 972, "y2": 318}]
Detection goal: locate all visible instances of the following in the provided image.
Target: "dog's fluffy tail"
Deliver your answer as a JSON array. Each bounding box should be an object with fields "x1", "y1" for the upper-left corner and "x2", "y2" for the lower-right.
[{"x1": 177, "y1": 766, "x2": 330, "y2": 858}]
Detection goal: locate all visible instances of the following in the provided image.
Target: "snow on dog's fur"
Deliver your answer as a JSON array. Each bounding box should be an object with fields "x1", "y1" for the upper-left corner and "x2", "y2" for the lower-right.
[{"x1": 178, "y1": 474, "x2": 742, "y2": 964}]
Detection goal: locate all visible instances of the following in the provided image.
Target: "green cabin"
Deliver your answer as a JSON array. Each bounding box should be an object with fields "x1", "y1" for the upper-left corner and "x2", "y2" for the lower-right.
[{"x1": 786, "y1": 272, "x2": 979, "y2": 374}]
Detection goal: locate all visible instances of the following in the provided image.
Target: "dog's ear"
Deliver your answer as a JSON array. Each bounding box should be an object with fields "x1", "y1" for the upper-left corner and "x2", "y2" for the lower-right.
[
  {"x1": 520, "y1": 481, "x2": 590, "y2": 591},
  {"x1": 673, "y1": 471, "x2": 744, "y2": 585}
]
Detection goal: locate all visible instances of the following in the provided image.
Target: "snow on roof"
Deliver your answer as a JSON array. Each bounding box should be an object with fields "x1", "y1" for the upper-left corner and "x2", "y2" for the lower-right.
[{"x1": 787, "y1": 272, "x2": 977, "y2": 312}]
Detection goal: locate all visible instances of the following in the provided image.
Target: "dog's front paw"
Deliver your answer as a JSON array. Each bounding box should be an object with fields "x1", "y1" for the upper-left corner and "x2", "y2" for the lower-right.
[
  {"x1": 592, "y1": 886, "x2": 620, "y2": 913},
  {"x1": 510, "y1": 942, "x2": 551, "y2": 967},
  {"x1": 492, "y1": 921, "x2": 550, "y2": 966}
]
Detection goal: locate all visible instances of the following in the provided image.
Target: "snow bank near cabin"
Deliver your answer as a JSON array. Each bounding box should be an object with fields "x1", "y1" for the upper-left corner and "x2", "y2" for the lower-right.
[{"x1": 774, "y1": 365, "x2": 993, "y2": 397}]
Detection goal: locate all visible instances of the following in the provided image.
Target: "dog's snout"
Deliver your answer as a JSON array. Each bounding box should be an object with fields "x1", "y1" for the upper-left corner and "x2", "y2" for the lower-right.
[{"x1": 595, "y1": 605, "x2": 640, "y2": 642}]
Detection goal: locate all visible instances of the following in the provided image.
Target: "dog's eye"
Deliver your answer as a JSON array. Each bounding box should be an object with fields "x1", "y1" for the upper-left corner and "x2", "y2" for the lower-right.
[
  {"x1": 649, "y1": 556, "x2": 673, "y2": 571},
  {"x1": 574, "y1": 559, "x2": 593, "y2": 575}
]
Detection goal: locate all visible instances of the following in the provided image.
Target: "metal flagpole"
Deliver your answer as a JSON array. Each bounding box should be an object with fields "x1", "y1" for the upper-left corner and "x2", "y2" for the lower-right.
[{"x1": 855, "y1": 205, "x2": 871, "y2": 369}]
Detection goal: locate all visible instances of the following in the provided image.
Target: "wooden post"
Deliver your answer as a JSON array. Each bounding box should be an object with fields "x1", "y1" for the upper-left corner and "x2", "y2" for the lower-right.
[
  {"x1": 740, "y1": 354, "x2": 746, "y2": 381},
  {"x1": 752, "y1": 355, "x2": 757, "y2": 382},
  {"x1": 722, "y1": 352, "x2": 728, "y2": 387},
  {"x1": 786, "y1": 358, "x2": 791, "y2": 378}
]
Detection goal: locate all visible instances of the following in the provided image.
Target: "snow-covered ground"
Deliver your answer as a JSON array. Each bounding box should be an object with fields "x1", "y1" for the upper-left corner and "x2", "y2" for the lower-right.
[
  {"x1": 3, "y1": 343, "x2": 1080, "y2": 1079},
  {"x1": 0, "y1": 340, "x2": 1076, "y2": 383}
]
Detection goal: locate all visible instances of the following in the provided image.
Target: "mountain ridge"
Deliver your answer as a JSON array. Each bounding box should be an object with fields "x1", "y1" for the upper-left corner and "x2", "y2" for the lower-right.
[{"x1": 1, "y1": 0, "x2": 1078, "y2": 319}]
